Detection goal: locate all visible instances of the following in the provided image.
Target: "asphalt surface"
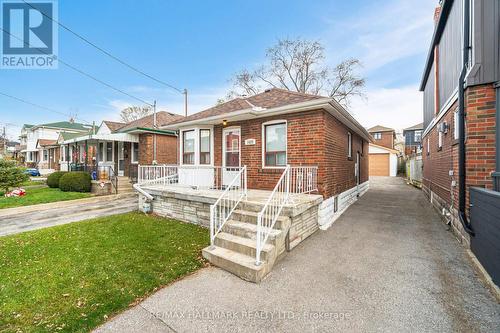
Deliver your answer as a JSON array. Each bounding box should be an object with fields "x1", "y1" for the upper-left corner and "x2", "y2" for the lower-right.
[
  {"x1": 95, "y1": 177, "x2": 500, "y2": 333},
  {"x1": 0, "y1": 194, "x2": 137, "y2": 237}
]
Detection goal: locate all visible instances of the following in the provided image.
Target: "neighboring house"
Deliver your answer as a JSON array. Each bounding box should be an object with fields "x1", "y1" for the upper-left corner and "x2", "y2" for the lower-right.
[
  {"x1": 367, "y1": 125, "x2": 397, "y2": 177},
  {"x1": 20, "y1": 121, "x2": 94, "y2": 174},
  {"x1": 403, "y1": 123, "x2": 423, "y2": 155},
  {"x1": 59, "y1": 111, "x2": 183, "y2": 185},
  {"x1": 367, "y1": 125, "x2": 395, "y2": 149},
  {"x1": 0, "y1": 140, "x2": 20, "y2": 159},
  {"x1": 420, "y1": 0, "x2": 499, "y2": 287},
  {"x1": 368, "y1": 143, "x2": 398, "y2": 177},
  {"x1": 136, "y1": 88, "x2": 372, "y2": 282}
]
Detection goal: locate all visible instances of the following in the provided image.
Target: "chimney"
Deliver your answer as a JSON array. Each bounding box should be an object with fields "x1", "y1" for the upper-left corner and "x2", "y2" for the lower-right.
[{"x1": 434, "y1": 4, "x2": 442, "y2": 26}]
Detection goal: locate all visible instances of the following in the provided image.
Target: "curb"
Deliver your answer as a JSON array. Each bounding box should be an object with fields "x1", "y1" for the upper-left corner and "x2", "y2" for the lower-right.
[{"x1": 466, "y1": 250, "x2": 500, "y2": 303}]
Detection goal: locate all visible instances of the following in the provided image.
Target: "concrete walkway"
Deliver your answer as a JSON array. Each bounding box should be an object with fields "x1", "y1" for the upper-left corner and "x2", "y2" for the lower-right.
[
  {"x1": 0, "y1": 194, "x2": 137, "y2": 237},
  {"x1": 95, "y1": 177, "x2": 500, "y2": 333}
]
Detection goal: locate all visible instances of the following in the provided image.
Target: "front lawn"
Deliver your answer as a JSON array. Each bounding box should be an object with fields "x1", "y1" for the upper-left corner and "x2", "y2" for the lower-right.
[
  {"x1": 0, "y1": 212, "x2": 209, "y2": 332},
  {"x1": 0, "y1": 187, "x2": 91, "y2": 209},
  {"x1": 21, "y1": 179, "x2": 46, "y2": 187}
]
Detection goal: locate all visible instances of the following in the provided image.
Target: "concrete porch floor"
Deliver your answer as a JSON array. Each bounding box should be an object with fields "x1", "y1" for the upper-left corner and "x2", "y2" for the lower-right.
[{"x1": 141, "y1": 184, "x2": 323, "y2": 210}]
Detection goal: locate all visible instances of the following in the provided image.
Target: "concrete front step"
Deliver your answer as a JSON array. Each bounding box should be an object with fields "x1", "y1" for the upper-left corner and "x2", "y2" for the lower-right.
[
  {"x1": 202, "y1": 246, "x2": 270, "y2": 283},
  {"x1": 231, "y1": 209, "x2": 290, "y2": 230},
  {"x1": 214, "y1": 232, "x2": 275, "y2": 261},
  {"x1": 222, "y1": 220, "x2": 282, "y2": 241}
]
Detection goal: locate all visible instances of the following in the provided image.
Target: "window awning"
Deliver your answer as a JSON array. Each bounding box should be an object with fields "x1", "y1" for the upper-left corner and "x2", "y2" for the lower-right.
[{"x1": 61, "y1": 133, "x2": 139, "y2": 144}]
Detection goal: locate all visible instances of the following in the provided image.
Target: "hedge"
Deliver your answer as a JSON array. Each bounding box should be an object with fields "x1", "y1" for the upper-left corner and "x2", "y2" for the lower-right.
[
  {"x1": 59, "y1": 172, "x2": 92, "y2": 193},
  {"x1": 46, "y1": 171, "x2": 67, "y2": 188}
]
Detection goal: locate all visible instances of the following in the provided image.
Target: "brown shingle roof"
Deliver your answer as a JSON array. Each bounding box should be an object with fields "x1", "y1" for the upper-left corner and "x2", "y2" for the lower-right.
[
  {"x1": 168, "y1": 88, "x2": 325, "y2": 125},
  {"x1": 103, "y1": 120, "x2": 126, "y2": 132},
  {"x1": 118, "y1": 111, "x2": 184, "y2": 132},
  {"x1": 403, "y1": 123, "x2": 424, "y2": 131},
  {"x1": 367, "y1": 125, "x2": 395, "y2": 133}
]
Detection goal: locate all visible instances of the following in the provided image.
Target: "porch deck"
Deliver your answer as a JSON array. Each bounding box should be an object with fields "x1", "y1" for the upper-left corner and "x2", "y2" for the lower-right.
[{"x1": 140, "y1": 183, "x2": 323, "y2": 215}]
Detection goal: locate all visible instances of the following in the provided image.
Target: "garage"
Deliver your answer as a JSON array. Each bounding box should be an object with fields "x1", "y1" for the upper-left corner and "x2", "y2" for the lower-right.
[
  {"x1": 369, "y1": 153, "x2": 390, "y2": 176},
  {"x1": 368, "y1": 143, "x2": 399, "y2": 177}
]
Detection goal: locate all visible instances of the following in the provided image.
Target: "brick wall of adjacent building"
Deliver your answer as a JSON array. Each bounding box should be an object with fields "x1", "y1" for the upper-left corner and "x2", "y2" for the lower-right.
[
  {"x1": 212, "y1": 109, "x2": 369, "y2": 199},
  {"x1": 422, "y1": 83, "x2": 497, "y2": 242},
  {"x1": 370, "y1": 131, "x2": 394, "y2": 149},
  {"x1": 138, "y1": 133, "x2": 178, "y2": 165}
]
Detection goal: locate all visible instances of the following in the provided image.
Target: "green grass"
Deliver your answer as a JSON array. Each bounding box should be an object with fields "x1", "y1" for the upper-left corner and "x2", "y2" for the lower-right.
[
  {"x1": 0, "y1": 187, "x2": 91, "y2": 209},
  {"x1": 21, "y1": 179, "x2": 46, "y2": 187},
  {"x1": 0, "y1": 212, "x2": 209, "y2": 332}
]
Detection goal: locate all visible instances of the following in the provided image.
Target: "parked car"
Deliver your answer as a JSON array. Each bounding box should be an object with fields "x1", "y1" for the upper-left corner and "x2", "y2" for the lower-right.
[{"x1": 24, "y1": 168, "x2": 41, "y2": 177}]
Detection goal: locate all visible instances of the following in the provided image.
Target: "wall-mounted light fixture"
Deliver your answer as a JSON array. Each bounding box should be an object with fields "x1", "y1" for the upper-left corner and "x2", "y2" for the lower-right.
[{"x1": 222, "y1": 119, "x2": 228, "y2": 126}]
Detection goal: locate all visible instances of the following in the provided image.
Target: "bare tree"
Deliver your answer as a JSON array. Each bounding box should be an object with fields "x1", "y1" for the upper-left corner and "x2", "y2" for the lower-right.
[
  {"x1": 119, "y1": 106, "x2": 152, "y2": 123},
  {"x1": 228, "y1": 38, "x2": 365, "y2": 108}
]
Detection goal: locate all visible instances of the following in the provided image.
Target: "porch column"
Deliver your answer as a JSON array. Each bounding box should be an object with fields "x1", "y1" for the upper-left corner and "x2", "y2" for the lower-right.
[{"x1": 85, "y1": 140, "x2": 88, "y2": 168}]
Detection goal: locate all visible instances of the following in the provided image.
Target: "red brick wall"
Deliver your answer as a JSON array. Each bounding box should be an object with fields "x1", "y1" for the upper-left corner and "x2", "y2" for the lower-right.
[
  {"x1": 139, "y1": 134, "x2": 178, "y2": 165},
  {"x1": 212, "y1": 110, "x2": 369, "y2": 199},
  {"x1": 422, "y1": 83, "x2": 497, "y2": 214},
  {"x1": 370, "y1": 131, "x2": 394, "y2": 149}
]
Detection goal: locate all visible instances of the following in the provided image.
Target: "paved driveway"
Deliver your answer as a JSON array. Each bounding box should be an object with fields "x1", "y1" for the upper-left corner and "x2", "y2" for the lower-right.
[
  {"x1": 95, "y1": 177, "x2": 499, "y2": 333},
  {"x1": 0, "y1": 194, "x2": 137, "y2": 237}
]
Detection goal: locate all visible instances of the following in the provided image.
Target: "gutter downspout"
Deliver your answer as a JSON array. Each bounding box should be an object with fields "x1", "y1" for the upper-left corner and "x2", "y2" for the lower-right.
[
  {"x1": 458, "y1": 0, "x2": 474, "y2": 236},
  {"x1": 493, "y1": 83, "x2": 500, "y2": 191}
]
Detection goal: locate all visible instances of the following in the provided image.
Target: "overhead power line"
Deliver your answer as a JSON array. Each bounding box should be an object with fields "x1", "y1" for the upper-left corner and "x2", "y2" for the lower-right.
[
  {"x1": 21, "y1": 0, "x2": 184, "y2": 95},
  {"x1": 0, "y1": 91, "x2": 91, "y2": 124},
  {"x1": 0, "y1": 27, "x2": 154, "y2": 107}
]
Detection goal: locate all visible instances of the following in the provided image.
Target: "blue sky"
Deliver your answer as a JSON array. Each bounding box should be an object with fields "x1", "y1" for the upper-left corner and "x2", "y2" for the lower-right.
[{"x1": 0, "y1": 0, "x2": 437, "y2": 139}]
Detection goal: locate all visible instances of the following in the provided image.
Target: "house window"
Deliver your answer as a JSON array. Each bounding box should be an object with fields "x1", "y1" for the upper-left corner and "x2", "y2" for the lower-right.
[
  {"x1": 454, "y1": 109, "x2": 459, "y2": 139},
  {"x1": 106, "y1": 142, "x2": 113, "y2": 161},
  {"x1": 60, "y1": 146, "x2": 65, "y2": 162},
  {"x1": 347, "y1": 132, "x2": 352, "y2": 158},
  {"x1": 264, "y1": 122, "x2": 286, "y2": 167},
  {"x1": 183, "y1": 130, "x2": 195, "y2": 164},
  {"x1": 199, "y1": 129, "x2": 211, "y2": 165},
  {"x1": 131, "y1": 142, "x2": 139, "y2": 163},
  {"x1": 43, "y1": 149, "x2": 48, "y2": 161},
  {"x1": 373, "y1": 132, "x2": 382, "y2": 140},
  {"x1": 98, "y1": 143, "x2": 104, "y2": 162},
  {"x1": 414, "y1": 130, "x2": 422, "y2": 143},
  {"x1": 427, "y1": 138, "x2": 430, "y2": 156},
  {"x1": 438, "y1": 131, "x2": 443, "y2": 150}
]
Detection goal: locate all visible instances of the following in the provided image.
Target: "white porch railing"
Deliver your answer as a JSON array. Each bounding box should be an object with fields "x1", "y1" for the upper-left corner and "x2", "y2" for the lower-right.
[
  {"x1": 137, "y1": 165, "x2": 245, "y2": 190},
  {"x1": 210, "y1": 166, "x2": 247, "y2": 245},
  {"x1": 137, "y1": 165, "x2": 178, "y2": 186},
  {"x1": 255, "y1": 165, "x2": 291, "y2": 265},
  {"x1": 290, "y1": 166, "x2": 318, "y2": 194}
]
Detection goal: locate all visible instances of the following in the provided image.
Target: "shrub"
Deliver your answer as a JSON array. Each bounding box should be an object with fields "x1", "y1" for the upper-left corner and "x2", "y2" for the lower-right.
[
  {"x1": 59, "y1": 172, "x2": 92, "y2": 193},
  {"x1": 47, "y1": 171, "x2": 67, "y2": 188},
  {"x1": 0, "y1": 159, "x2": 29, "y2": 192}
]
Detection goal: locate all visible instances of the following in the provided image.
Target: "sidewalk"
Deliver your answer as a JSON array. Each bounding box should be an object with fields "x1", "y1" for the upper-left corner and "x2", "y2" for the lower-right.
[{"x1": 0, "y1": 193, "x2": 137, "y2": 237}]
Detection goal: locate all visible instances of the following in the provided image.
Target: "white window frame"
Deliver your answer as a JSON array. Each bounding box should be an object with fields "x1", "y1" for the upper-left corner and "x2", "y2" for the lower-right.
[
  {"x1": 454, "y1": 109, "x2": 460, "y2": 139},
  {"x1": 60, "y1": 146, "x2": 65, "y2": 162},
  {"x1": 131, "y1": 142, "x2": 139, "y2": 164},
  {"x1": 262, "y1": 120, "x2": 287, "y2": 169},
  {"x1": 42, "y1": 149, "x2": 48, "y2": 162},
  {"x1": 373, "y1": 132, "x2": 382, "y2": 140},
  {"x1": 223, "y1": 126, "x2": 241, "y2": 168},
  {"x1": 414, "y1": 130, "x2": 422, "y2": 143},
  {"x1": 179, "y1": 127, "x2": 214, "y2": 166},
  {"x1": 427, "y1": 137, "x2": 430, "y2": 155},
  {"x1": 105, "y1": 141, "x2": 114, "y2": 163},
  {"x1": 347, "y1": 132, "x2": 352, "y2": 159},
  {"x1": 438, "y1": 131, "x2": 443, "y2": 149},
  {"x1": 199, "y1": 129, "x2": 211, "y2": 165}
]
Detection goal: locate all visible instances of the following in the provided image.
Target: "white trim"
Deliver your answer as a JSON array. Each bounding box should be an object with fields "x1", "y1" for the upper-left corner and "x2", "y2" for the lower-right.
[
  {"x1": 223, "y1": 126, "x2": 241, "y2": 168},
  {"x1": 261, "y1": 119, "x2": 287, "y2": 169},
  {"x1": 131, "y1": 142, "x2": 139, "y2": 164},
  {"x1": 347, "y1": 132, "x2": 352, "y2": 158},
  {"x1": 423, "y1": 89, "x2": 458, "y2": 137},
  {"x1": 179, "y1": 126, "x2": 214, "y2": 166}
]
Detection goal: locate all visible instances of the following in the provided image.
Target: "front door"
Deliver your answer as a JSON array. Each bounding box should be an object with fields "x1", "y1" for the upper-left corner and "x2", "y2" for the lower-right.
[
  {"x1": 222, "y1": 127, "x2": 241, "y2": 187},
  {"x1": 118, "y1": 142, "x2": 125, "y2": 176}
]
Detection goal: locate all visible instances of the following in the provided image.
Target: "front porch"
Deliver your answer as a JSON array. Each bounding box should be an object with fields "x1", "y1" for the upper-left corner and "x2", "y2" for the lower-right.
[{"x1": 136, "y1": 164, "x2": 323, "y2": 282}]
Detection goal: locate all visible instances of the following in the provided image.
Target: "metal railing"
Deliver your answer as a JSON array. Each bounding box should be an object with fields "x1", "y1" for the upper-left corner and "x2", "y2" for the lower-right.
[
  {"x1": 137, "y1": 165, "x2": 245, "y2": 190},
  {"x1": 255, "y1": 165, "x2": 291, "y2": 265},
  {"x1": 209, "y1": 166, "x2": 247, "y2": 245},
  {"x1": 137, "y1": 165, "x2": 178, "y2": 186},
  {"x1": 290, "y1": 166, "x2": 318, "y2": 194}
]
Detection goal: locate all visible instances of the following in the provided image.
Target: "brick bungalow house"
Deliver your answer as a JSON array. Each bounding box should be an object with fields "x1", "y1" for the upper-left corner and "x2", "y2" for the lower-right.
[
  {"x1": 59, "y1": 111, "x2": 182, "y2": 192},
  {"x1": 420, "y1": 0, "x2": 499, "y2": 286},
  {"x1": 137, "y1": 88, "x2": 371, "y2": 281}
]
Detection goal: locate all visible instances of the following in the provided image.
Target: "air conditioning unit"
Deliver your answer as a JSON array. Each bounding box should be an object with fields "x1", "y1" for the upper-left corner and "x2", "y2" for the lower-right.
[{"x1": 438, "y1": 122, "x2": 449, "y2": 134}]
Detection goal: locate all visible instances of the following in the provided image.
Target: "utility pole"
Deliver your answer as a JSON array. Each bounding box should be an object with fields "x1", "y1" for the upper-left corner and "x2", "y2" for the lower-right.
[
  {"x1": 153, "y1": 100, "x2": 157, "y2": 164},
  {"x1": 183, "y1": 89, "x2": 188, "y2": 117}
]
